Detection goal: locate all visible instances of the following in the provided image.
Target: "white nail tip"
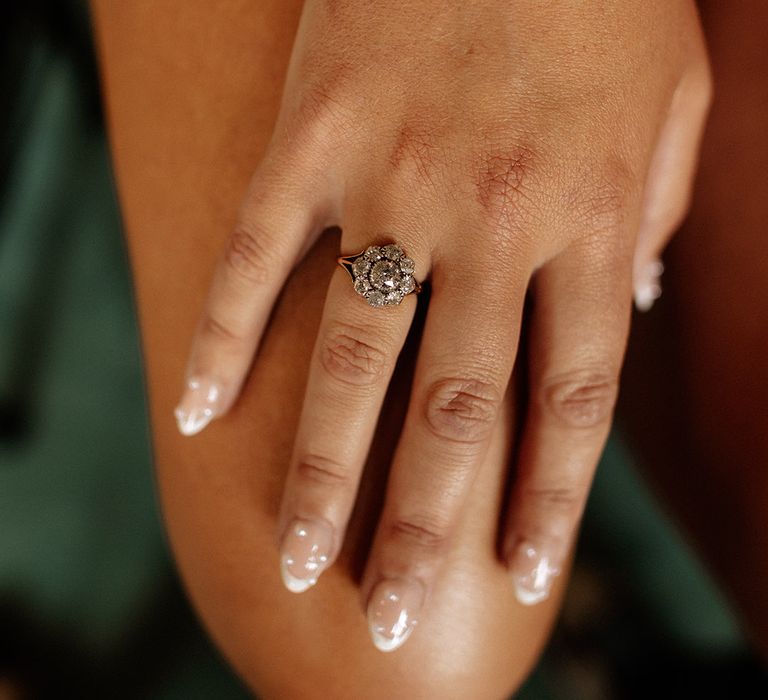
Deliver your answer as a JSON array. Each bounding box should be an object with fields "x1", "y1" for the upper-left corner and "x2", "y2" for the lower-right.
[
  {"x1": 514, "y1": 584, "x2": 550, "y2": 606},
  {"x1": 634, "y1": 282, "x2": 663, "y2": 312},
  {"x1": 366, "y1": 580, "x2": 422, "y2": 653},
  {"x1": 174, "y1": 377, "x2": 224, "y2": 436},
  {"x1": 369, "y1": 625, "x2": 415, "y2": 653},
  {"x1": 174, "y1": 406, "x2": 214, "y2": 436},
  {"x1": 509, "y1": 543, "x2": 559, "y2": 606},
  {"x1": 634, "y1": 259, "x2": 664, "y2": 312},
  {"x1": 280, "y1": 558, "x2": 318, "y2": 593}
]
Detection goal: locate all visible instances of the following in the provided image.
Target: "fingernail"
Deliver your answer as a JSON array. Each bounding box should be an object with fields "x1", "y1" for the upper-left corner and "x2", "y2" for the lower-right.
[
  {"x1": 279, "y1": 518, "x2": 333, "y2": 593},
  {"x1": 508, "y1": 541, "x2": 560, "y2": 606},
  {"x1": 174, "y1": 377, "x2": 223, "y2": 436},
  {"x1": 366, "y1": 578, "x2": 424, "y2": 652},
  {"x1": 634, "y1": 259, "x2": 664, "y2": 312}
]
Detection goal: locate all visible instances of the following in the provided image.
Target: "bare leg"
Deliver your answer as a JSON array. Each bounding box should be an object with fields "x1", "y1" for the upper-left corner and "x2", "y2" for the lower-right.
[
  {"x1": 88, "y1": 2, "x2": 564, "y2": 697},
  {"x1": 621, "y1": 0, "x2": 768, "y2": 656}
]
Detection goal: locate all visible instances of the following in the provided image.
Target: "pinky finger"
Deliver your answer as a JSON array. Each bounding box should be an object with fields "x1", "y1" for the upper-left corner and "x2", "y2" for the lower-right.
[
  {"x1": 503, "y1": 241, "x2": 632, "y2": 605},
  {"x1": 174, "y1": 152, "x2": 329, "y2": 435},
  {"x1": 633, "y1": 56, "x2": 713, "y2": 311}
]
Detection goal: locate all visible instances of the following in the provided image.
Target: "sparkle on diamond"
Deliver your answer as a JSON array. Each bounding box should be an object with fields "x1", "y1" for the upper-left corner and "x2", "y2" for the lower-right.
[
  {"x1": 354, "y1": 277, "x2": 371, "y2": 294},
  {"x1": 370, "y1": 260, "x2": 402, "y2": 290},
  {"x1": 365, "y1": 289, "x2": 385, "y2": 307},
  {"x1": 382, "y1": 244, "x2": 402, "y2": 260},
  {"x1": 364, "y1": 246, "x2": 383, "y2": 261},
  {"x1": 350, "y1": 243, "x2": 417, "y2": 307},
  {"x1": 352, "y1": 257, "x2": 371, "y2": 277}
]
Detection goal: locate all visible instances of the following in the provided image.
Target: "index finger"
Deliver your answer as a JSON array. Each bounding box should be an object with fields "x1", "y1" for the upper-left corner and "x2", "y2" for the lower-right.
[{"x1": 174, "y1": 154, "x2": 327, "y2": 435}]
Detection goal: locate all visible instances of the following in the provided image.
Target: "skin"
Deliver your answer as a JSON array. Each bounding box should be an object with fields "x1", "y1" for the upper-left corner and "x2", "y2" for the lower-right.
[
  {"x1": 169, "y1": 0, "x2": 711, "y2": 651},
  {"x1": 89, "y1": 0, "x2": 768, "y2": 696},
  {"x1": 88, "y1": 2, "x2": 561, "y2": 696}
]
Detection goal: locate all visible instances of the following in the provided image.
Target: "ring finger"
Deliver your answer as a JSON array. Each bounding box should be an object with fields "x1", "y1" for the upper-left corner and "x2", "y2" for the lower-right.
[
  {"x1": 358, "y1": 241, "x2": 532, "y2": 651},
  {"x1": 503, "y1": 236, "x2": 633, "y2": 604},
  {"x1": 275, "y1": 200, "x2": 427, "y2": 593}
]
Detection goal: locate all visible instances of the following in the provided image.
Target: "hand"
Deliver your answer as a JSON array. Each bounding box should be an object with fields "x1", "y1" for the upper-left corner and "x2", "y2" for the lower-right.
[{"x1": 174, "y1": 0, "x2": 711, "y2": 651}]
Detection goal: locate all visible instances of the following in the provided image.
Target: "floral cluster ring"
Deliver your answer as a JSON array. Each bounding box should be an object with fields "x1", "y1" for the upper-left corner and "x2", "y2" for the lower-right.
[{"x1": 336, "y1": 243, "x2": 422, "y2": 308}]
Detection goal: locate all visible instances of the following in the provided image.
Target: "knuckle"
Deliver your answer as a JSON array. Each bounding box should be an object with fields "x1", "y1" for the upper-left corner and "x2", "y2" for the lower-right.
[
  {"x1": 541, "y1": 370, "x2": 619, "y2": 429},
  {"x1": 473, "y1": 143, "x2": 541, "y2": 237},
  {"x1": 387, "y1": 514, "x2": 450, "y2": 554},
  {"x1": 295, "y1": 454, "x2": 350, "y2": 487},
  {"x1": 223, "y1": 222, "x2": 277, "y2": 286},
  {"x1": 517, "y1": 483, "x2": 586, "y2": 544},
  {"x1": 423, "y1": 376, "x2": 502, "y2": 445},
  {"x1": 200, "y1": 313, "x2": 246, "y2": 344},
  {"x1": 320, "y1": 324, "x2": 391, "y2": 387},
  {"x1": 523, "y1": 484, "x2": 583, "y2": 515},
  {"x1": 283, "y1": 76, "x2": 358, "y2": 152},
  {"x1": 387, "y1": 121, "x2": 442, "y2": 189},
  {"x1": 566, "y1": 153, "x2": 639, "y2": 238}
]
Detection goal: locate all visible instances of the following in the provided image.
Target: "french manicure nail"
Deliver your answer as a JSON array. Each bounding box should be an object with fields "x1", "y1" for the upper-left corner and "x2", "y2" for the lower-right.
[
  {"x1": 174, "y1": 377, "x2": 223, "y2": 436},
  {"x1": 366, "y1": 578, "x2": 424, "y2": 652},
  {"x1": 279, "y1": 518, "x2": 333, "y2": 593},
  {"x1": 508, "y1": 541, "x2": 560, "y2": 606},
  {"x1": 634, "y1": 259, "x2": 664, "y2": 312}
]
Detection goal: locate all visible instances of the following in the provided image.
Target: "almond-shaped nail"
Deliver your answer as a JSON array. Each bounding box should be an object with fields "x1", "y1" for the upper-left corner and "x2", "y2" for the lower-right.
[
  {"x1": 366, "y1": 578, "x2": 424, "y2": 652},
  {"x1": 508, "y1": 541, "x2": 560, "y2": 606},
  {"x1": 174, "y1": 377, "x2": 223, "y2": 436},
  {"x1": 634, "y1": 259, "x2": 664, "y2": 312},
  {"x1": 279, "y1": 518, "x2": 333, "y2": 593}
]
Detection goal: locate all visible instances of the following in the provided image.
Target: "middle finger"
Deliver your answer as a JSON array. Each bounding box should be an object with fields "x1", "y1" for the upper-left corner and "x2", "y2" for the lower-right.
[{"x1": 360, "y1": 242, "x2": 532, "y2": 651}]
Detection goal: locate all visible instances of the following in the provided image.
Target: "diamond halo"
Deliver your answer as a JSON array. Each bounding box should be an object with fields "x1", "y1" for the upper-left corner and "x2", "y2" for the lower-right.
[{"x1": 337, "y1": 243, "x2": 420, "y2": 308}]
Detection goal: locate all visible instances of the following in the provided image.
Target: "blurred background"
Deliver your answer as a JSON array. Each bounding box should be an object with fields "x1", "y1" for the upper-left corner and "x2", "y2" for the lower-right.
[{"x1": 1, "y1": 2, "x2": 766, "y2": 698}]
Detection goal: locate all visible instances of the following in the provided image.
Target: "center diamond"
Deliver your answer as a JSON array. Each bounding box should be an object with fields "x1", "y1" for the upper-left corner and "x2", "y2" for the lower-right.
[{"x1": 369, "y1": 260, "x2": 402, "y2": 290}]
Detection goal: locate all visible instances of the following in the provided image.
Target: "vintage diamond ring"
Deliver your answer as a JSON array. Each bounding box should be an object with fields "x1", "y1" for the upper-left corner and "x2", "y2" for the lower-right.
[{"x1": 336, "y1": 243, "x2": 422, "y2": 308}]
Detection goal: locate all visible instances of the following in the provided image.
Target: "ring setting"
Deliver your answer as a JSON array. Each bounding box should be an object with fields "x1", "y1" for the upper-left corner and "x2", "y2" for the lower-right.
[{"x1": 337, "y1": 243, "x2": 422, "y2": 308}]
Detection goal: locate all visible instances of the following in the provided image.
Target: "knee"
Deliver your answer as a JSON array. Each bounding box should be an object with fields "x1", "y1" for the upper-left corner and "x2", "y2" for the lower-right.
[{"x1": 194, "y1": 552, "x2": 557, "y2": 700}]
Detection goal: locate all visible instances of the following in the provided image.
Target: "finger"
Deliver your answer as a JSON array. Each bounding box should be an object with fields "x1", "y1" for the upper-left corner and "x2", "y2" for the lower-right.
[
  {"x1": 503, "y1": 237, "x2": 632, "y2": 605},
  {"x1": 174, "y1": 149, "x2": 331, "y2": 435},
  {"x1": 275, "y1": 221, "x2": 426, "y2": 593},
  {"x1": 633, "y1": 60, "x2": 713, "y2": 311},
  {"x1": 359, "y1": 250, "x2": 530, "y2": 651}
]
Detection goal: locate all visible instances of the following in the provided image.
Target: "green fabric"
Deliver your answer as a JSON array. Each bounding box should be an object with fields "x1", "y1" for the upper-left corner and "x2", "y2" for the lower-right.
[
  {"x1": 588, "y1": 435, "x2": 740, "y2": 651},
  {"x1": 1, "y1": 4, "x2": 248, "y2": 698},
  {"x1": 1, "y1": 2, "x2": 763, "y2": 699}
]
